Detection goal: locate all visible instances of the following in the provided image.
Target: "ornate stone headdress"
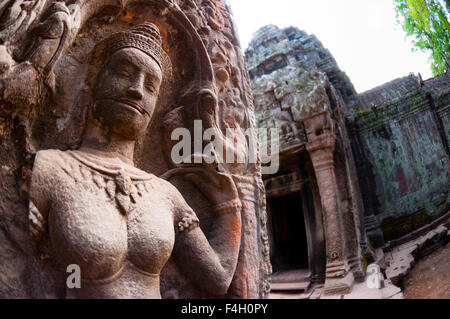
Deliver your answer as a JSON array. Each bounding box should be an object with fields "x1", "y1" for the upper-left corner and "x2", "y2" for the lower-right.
[{"x1": 105, "y1": 22, "x2": 172, "y2": 79}]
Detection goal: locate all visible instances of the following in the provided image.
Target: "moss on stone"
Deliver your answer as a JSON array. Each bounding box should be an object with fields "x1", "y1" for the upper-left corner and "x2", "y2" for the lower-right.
[{"x1": 381, "y1": 208, "x2": 433, "y2": 242}]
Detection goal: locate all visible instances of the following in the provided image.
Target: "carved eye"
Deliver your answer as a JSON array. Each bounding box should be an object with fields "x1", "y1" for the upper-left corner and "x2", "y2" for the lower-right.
[
  {"x1": 144, "y1": 83, "x2": 155, "y2": 93},
  {"x1": 116, "y1": 68, "x2": 132, "y2": 77},
  {"x1": 144, "y1": 77, "x2": 157, "y2": 93},
  {"x1": 113, "y1": 63, "x2": 133, "y2": 78}
]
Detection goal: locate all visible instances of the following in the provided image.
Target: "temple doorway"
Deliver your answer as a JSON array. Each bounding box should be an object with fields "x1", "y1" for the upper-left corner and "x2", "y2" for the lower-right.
[
  {"x1": 267, "y1": 191, "x2": 312, "y2": 293},
  {"x1": 268, "y1": 191, "x2": 309, "y2": 272},
  {"x1": 263, "y1": 153, "x2": 327, "y2": 294}
]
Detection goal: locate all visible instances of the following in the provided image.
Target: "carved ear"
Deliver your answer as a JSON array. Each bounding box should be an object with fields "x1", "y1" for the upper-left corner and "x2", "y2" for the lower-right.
[{"x1": 197, "y1": 88, "x2": 218, "y2": 129}]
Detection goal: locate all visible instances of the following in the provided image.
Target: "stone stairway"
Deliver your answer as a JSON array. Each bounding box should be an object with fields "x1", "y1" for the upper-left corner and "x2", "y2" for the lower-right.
[{"x1": 269, "y1": 269, "x2": 312, "y2": 299}]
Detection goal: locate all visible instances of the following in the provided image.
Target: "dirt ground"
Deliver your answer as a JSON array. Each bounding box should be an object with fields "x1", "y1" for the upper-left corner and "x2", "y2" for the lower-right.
[{"x1": 403, "y1": 242, "x2": 450, "y2": 299}]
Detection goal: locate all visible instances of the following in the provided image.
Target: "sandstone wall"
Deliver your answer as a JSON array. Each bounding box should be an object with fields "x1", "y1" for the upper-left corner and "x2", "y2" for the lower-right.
[{"x1": 352, "y1": 74, "x2": 450, "y2": 242}]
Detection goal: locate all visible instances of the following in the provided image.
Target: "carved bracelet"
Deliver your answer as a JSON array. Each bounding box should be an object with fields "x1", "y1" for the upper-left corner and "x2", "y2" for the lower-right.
[{"x1": 212, "y1": 199, "x2": 242, "y2": 215}]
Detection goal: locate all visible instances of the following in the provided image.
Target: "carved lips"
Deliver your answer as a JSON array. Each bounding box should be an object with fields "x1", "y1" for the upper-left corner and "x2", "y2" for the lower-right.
[{"x1": 105, "y1": 98, "x2": 148, "y2": 116}]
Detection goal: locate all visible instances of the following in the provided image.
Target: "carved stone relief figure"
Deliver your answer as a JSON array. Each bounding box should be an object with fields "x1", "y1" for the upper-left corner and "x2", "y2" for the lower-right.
[
  {"x1": 156, "y1": 0, "x2": 271, "y2": 298},
  {"x1": 28, "y1": 22, "x2": 243, "y2": 299},
  {"x1": 0, "y1": 0, "x2": 269, "y2": 299}
]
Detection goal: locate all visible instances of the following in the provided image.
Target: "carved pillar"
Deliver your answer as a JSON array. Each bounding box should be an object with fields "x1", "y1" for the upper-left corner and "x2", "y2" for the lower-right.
[{"x1": 305, "y1": 113, "x2": 355, "y2": 295}]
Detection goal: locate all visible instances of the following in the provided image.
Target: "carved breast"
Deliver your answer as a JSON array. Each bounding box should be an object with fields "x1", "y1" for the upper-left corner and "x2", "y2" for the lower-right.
[
  {"x1": 126, "y1": 190, "x2": 175, "y2": 275},
  {"x1": 45, "y1": 153, "x2": 175, "y2": 283}
]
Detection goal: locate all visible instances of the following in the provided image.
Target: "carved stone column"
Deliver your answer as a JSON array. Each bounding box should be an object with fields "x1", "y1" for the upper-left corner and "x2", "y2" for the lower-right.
[{"x1": 305, "y1": 114, "x2": 355, "y2": 295}]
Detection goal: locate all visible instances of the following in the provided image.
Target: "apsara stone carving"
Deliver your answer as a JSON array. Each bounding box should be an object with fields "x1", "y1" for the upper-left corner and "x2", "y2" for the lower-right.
[
  {"x1": 28, "y1": 22, "x2": 242, "y2": 299},
  {"x1": 0, "y1": 0, "x2": 269, "y2": 299}
]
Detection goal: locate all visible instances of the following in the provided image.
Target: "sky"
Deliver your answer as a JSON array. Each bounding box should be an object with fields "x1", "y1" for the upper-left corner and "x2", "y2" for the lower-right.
[{"x1": 226, "y1": 0, "x2": 434, "y2": 93}]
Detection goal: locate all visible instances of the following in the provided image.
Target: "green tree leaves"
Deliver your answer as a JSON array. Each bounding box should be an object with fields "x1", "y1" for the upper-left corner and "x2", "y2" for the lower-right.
[{"x1": 394, "y1": 0, "x2": 450, "y2": 75}]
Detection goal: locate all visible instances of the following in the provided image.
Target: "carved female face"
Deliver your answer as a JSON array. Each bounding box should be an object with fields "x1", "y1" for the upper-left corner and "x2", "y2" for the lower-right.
[{"x1": 93, "y1": 47, "x2": 163, "y2": 140}]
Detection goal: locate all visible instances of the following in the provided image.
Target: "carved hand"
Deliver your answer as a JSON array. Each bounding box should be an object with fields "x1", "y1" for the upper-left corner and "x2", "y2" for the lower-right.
[{"x1": 161, "y1": 165, "x2": 239, "y2": 206}]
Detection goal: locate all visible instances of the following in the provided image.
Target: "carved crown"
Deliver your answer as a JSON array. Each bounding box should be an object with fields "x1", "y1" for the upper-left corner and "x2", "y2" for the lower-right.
[{"x1": 105, "y1": 22, "x2": 172, "y2": 79}]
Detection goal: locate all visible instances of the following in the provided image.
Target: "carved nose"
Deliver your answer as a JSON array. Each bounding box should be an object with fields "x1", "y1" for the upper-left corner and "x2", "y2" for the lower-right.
[
  {"x1": 127, "y1": 86, "x2": 144, "y2": 100},
  {"x1": 127, "y1": 76, "x2": 144, "y2": 100}
]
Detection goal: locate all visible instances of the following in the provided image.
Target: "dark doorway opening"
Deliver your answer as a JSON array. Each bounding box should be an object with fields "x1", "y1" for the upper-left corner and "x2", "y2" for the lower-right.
[{"x1": 268, "y1": 191, "x2": 309, "y2": 273}]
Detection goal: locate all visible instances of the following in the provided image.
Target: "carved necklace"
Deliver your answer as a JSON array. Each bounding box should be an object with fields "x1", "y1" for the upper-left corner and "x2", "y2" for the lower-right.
[{"x1": 67, "y1": 149, "x2": 154, "y2": 216}]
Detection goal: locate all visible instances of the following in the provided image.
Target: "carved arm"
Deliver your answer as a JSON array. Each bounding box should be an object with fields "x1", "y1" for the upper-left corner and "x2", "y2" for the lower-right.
[
  {"x1": 173, "y1": 200, "x2": 242, "y2": 296},
  {"x1": 163, "y1": 167, "x2": 242, "y2": 296}
]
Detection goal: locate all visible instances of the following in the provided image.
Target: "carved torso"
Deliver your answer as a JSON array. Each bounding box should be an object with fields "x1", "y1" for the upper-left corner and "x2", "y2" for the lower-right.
[{"x1": 29, "y1": 149, "x2": 199, "y2": 298}]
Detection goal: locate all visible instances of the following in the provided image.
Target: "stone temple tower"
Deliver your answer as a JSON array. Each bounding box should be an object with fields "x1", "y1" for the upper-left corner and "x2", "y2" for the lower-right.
[
  {"x1": 247, "y1": 24, "x2": 450, "y2": 297},
  {"x1": 246, "y1": 25, "x2": 369, "y2": 295}
]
